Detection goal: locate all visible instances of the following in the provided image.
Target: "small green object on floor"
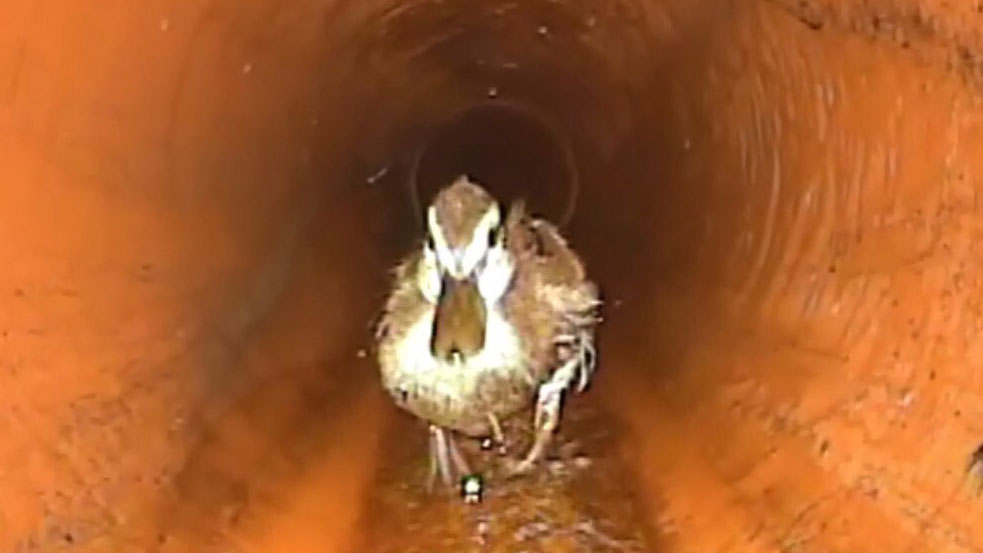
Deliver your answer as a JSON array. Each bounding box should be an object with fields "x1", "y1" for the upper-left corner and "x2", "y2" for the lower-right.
[{"x1": 461, "y1": 473, "x2": 483, "y2": 504}]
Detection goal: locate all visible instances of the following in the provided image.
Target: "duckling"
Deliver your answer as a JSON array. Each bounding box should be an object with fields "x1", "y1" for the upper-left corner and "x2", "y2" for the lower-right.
[{"x1": 374, "y1": 175, "x2": 602, "y2": 490}]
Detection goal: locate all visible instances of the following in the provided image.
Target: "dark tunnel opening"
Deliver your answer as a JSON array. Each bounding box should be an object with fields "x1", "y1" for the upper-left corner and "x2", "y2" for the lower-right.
[
  {"x1": 2, "y1": 0, "x2": 983, "y2": 552},
  {"x1": 410, "y1": 100, "x2": 579, "y2": 229}
]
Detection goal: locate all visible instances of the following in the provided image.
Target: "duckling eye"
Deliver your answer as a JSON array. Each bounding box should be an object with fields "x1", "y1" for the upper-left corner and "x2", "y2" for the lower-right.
[
  {"x1": 426, "y1": 233, "x2": 436, "y2": 251},
  {"x1": 487, "y1": 225, "x2": 501, "y2": 248}
]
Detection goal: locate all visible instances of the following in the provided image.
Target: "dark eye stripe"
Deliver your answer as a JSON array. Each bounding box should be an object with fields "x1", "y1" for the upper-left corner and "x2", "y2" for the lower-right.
[{"x1": 487, "y1": 224, "x2": 502, "y2": 248}]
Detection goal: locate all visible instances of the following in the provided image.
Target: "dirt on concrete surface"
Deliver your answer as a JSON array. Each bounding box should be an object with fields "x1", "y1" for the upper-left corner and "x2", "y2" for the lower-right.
[
  {"x1": 2, "y1": 0, "x2": 983, "y2": 552},
  {"x1": 355, "y1": 398, "x2": 658, "y2": 553}
]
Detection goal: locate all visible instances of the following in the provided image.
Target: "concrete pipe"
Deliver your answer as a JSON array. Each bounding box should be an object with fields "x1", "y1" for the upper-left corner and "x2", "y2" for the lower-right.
[{"x1": 2, "y1": 0, "x2": 982, "y2": 552}]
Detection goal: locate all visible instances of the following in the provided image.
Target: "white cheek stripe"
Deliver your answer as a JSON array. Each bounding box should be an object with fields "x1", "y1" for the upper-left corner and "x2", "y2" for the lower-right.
[
  {"x1": 476, "y1": 245, "x2": 514, "y2": 305},
  {"x1": 427, "y1": 207, "x2": 457, "y2": 274},
  {"x1": 461, "y1": 207, "x2": 499, "y2": 274},
  {"x1": 427, "y1": 204, "x2": 501, "y2": 279}
]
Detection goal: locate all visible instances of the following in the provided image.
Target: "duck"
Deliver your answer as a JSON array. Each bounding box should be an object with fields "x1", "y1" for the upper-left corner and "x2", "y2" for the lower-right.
[{"x1": 374, "y1": 175, "x2": 602, "y2": 490}]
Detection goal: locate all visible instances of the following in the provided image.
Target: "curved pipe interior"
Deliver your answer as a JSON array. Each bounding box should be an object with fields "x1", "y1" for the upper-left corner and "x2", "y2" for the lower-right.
[{"x1": 2, "y1": 0, "x2": 983, "y2": 551}]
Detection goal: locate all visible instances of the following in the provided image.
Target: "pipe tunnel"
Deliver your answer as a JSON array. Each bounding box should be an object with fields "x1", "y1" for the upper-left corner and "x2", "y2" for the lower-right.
[{"x1": 3, "y1": 0, "x2": 983, "y2": 551}]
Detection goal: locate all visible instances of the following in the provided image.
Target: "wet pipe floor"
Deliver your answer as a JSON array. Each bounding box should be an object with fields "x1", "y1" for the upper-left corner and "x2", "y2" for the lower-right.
[{"x1": 355, "y1": 401, "x2": 656, "y2": 553}]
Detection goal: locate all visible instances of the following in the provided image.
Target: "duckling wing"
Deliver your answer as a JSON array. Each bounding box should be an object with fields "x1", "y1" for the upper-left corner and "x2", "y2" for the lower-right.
[{"x1": 505, "y1": 201, "x2": 600, "y2": 314}]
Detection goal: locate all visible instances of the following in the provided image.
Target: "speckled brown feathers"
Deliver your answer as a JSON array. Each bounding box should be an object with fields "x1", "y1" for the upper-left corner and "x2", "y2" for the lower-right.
[
  {"x1": 500, "y1": 200, "x2": 602, "y2": 386},
  {"x1": 373, "y1": 249, "x2": 426, "y2": 343},
  {"x1": 373, "y1": 188, "x2": 601, "y2": 439},
  {"x1": 430, "y1": 176, "x2": 496, "y2": 249}
]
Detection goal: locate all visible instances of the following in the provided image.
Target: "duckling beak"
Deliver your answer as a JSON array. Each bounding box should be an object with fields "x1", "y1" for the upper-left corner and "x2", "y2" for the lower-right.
[{"x1": 430, "y1": 275, "x2": 488, "y2": 363}]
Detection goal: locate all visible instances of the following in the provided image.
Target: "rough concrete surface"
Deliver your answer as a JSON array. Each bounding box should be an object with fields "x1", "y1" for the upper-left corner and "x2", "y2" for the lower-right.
[{"x1": 1, "y1": 0, "x2": 982, "y2": 551}]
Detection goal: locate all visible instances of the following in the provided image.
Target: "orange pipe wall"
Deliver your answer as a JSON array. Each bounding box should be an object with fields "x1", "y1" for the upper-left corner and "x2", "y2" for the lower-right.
[{"x1": 2, "y1": 0, "x2": 982, "y2": 551}]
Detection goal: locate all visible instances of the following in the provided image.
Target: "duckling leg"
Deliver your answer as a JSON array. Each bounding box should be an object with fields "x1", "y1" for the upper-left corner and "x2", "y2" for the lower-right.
[
  {"x1": 427, "y1": 424, "x2": 453, "y2": 491},
  {"x1": 485, "y1": 413, "x2": 509, "y2": 455},
  {"x1": 446, "y1": 432, "x2": 472, "y2": 477},
  {"x1": 427, "y1": 425, "x2": 472, "y2": 491},
  {"x1": 504, "y1": 356, "x2": 579, "y2": 476}
]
